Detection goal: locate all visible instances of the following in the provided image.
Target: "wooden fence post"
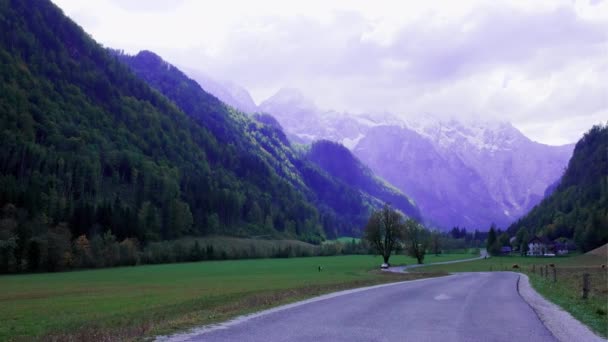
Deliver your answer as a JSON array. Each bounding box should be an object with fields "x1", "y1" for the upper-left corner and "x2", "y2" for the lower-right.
[
  {"x1": 552, "y1": 267, "x2": 557, "y2": 283},
  {"x1": 582, "y1": 273, "x2": 590, "y2": 299},
  {"x1": 532, "y1": 264, "x2": 536, "y2": 274},
  {"x1": 544, "y1": 265, "x2": 549, "y2": 279},
  {"x1": 540, "y1": 266, "x2": 544, "y2": 277}
]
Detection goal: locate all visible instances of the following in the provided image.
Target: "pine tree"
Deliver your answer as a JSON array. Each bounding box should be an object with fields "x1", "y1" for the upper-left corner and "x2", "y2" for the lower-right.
[{"x1": 486, "y1": 224, "x2": 500, "y2": 256}]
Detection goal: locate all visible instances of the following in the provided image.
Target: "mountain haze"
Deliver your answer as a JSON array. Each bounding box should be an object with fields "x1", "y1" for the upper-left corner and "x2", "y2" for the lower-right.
[
  {"x1": 185, "y1": 69, "x2": 258, "y2": 114},
  {"x1": 259, "y1": 88, "x2": 575, "y2": 229}
]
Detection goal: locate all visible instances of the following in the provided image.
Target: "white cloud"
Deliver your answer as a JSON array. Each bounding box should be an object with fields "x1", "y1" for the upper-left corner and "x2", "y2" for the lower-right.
[{"x1": 51, "y1": 0, "x2": 608, "y2": 145}]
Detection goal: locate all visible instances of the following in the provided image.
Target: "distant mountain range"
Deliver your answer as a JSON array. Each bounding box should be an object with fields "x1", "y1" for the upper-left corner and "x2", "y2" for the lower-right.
[{"x1": 213, "y1": 86, "x2": 574, "y2": 230}]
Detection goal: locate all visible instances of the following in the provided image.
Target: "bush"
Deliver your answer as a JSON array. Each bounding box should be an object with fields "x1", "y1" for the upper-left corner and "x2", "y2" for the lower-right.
[
  {"x1": 119, "y1": 238, "x2": 139, "y2": 266},
  {"x1": 46, "y1": 224, "x2": 72, "y2": 272},
  {"x1": 2, "y1": 234, "x2": 373, "y2": 274},
  {"x1": 0, "y1": 236, "x2": 18, "y2": 273}
]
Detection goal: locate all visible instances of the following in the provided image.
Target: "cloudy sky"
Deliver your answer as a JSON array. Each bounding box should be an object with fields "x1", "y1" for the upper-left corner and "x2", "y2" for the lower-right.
[{"x1": 53, "y1": 0, "x2": 607, "y2": 145}]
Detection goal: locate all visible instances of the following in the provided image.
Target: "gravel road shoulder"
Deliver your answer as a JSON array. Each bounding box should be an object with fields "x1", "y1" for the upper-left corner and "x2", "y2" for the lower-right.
[{"x1": 517, "y1": 273, "x2": 604, "y2": 342}]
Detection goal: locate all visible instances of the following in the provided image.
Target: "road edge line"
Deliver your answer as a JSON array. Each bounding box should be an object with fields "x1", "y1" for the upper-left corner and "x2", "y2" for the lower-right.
[{"x1": 516, "y1": 273, "x2": 604, "y2": 342}]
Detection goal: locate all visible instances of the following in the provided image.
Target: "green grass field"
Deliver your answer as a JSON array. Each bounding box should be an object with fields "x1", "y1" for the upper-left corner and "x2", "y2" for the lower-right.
[
  {"x1": 0, "y1": 253, "x2": 470, "y2": 341},
  {"x1": 323, "y1": 236, "x2": 361, "y2": 244},
  {"x1": 413, "y1": 254, "x2": 608, "y2": 337}
]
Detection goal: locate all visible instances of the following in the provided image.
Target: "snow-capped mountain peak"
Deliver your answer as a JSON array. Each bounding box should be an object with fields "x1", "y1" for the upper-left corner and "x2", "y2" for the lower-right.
[
  {"x1": 261, "y1": 87, "x2": 317, "y2": 112},
  {"x1": 404, "y1": 116, "x2": 525, "y2": 152},
  {"x1": 257, "y1": 91, "x2": 574, "y2": 229}
]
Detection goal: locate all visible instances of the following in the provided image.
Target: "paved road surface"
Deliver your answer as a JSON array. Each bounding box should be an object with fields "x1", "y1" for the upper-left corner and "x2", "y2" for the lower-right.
[{"x1": 165, "y1": 272, "x2": 556, "y2": 342}]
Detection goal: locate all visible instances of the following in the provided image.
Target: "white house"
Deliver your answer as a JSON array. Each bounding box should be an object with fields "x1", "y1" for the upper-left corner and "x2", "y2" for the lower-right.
[{"x1": 527, "y1": 236, "x2": 554, "y2": 256}]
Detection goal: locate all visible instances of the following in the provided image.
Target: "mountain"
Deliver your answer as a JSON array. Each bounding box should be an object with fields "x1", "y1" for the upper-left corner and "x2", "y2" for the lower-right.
[
  {"x1": 260, "y1": 89, "x2": 574, "y2": 230},
  {"x1": 353, "y1": 125, "x2": 504, "y2": 229},
  {"x1": 184, "y1": 69, "x2": 258, "y2": 114},
  {"x1": 0, "y1": 0, "x2": 334, "y2": 245},
  {"x1": 258, "y1": 88, "x2": 381, "y2": 145},
  {"x1": 120, "y1": 51, "x2": 424, "y2": 238},
  {"x1": 507, "y1": 124, "x2": 608, "y2": 251},
  {"x1": 407, "y1": 119, "x2": 574, "y2": 220},
  {"x1": 0, "y1": 0, "x2": 423, "y2": 269},
  {"x1": 259, "y1": 88, "x2": 325, "y2": 143},
  {"x1": 258, "y1": 88, "x2": 404, "y2": 147},
  {"x1": 305, "y1": 140, "x2": 421, "y2": 221}
]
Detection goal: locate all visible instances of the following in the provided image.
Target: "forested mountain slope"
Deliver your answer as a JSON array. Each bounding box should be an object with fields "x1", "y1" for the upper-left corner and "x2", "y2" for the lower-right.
[
  {"x1": 306, "y1": 140, "x2": 421, "y2": 221},
  {"x1": 119, "y1": 50, "x2": 410, "y2": 238},
  {"x1": 0, "y1": 0, "x2": 420, "y2": 273},
  {"x1": 507, "y1": 124, "x2": 607, "y2": 251}
]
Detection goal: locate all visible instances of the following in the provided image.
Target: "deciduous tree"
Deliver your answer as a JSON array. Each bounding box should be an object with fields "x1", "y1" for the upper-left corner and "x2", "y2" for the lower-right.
[
  {"x1": 363, "y1": 204, "x2": 405, "y2": 265},
  {"x1": 404, "y1": 219, "x2": 427, "y2": 264}
]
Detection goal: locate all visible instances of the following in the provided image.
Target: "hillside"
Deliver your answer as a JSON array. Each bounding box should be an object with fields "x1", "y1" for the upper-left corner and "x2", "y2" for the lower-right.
[
  {"x1": 118, "y1": 50, "x2": 399, "y2": 238},
  {"x1": 0, "y1": 1, "x2": 328, "y2": 272},
  {"x1": 306, "y1": 140, "x2": 421, "y2": 221},
  {"x1": 0, "y1": 0, "x2": 323, "y2": 246},
  {"x1": 586, "y1": 243, "x2": 607, "y2": 257},
  {"x1": 508, "y1": 124, "x2": 608, "y2": 251},
  {"x1": 0, "y1": 0, "x2": 411, "y2": 272}
]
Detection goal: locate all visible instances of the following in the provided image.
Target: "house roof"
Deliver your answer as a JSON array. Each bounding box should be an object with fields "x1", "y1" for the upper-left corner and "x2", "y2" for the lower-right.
[
  {"x1": 553, "y1": 238, "x2": 577, "y2": 249},
  {"x1": 528, "y1": 236, "x2": 553, "y2": 245}
]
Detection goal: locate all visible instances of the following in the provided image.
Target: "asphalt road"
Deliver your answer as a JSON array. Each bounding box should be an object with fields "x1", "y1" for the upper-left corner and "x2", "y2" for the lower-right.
[{"x1": 165, "y1": 272, "x2": 557, "y2": 342}]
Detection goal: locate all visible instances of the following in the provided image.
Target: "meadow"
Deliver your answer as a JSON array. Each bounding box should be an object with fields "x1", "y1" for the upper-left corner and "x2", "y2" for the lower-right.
[
  {"x1": 413, "y1": 253, "x2": 608, "y2": 337},
  {"x1": 0, "y1": 253, "x2": 470, "y2": 341},
  {"x1": 323, "y1": 237, "x2": 361, "y2": 244}
]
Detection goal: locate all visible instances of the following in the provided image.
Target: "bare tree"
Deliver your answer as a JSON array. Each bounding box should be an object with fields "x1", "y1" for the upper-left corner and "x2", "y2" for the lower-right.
[
  {"x1": 363, "y1": 204, "x2": 405, "y2": 265},
  {"x1": 404, "y1": 218, "x2": 428, "y2": 264}
]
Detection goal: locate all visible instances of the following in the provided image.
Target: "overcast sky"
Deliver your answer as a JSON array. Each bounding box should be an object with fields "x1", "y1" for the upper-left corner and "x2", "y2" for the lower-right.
[{"x1": 53, "y1": 0, "x2": 607, "y2": 145}]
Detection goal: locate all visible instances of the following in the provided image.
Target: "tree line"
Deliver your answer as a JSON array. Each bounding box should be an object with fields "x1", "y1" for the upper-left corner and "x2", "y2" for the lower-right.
[{"x1": 0, "y1": 202, "x2": 377, "y2": 274}]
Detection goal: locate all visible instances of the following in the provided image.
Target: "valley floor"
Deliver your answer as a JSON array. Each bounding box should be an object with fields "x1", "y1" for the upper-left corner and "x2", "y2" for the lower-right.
[{"x1": 0, "y1": 253, "x2": 472, "y2": 340}]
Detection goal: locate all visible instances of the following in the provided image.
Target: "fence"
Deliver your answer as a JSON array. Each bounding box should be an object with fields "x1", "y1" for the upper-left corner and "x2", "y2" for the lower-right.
[{"x1": 528, "y1": 264, "x2": 607, "y2": 300}]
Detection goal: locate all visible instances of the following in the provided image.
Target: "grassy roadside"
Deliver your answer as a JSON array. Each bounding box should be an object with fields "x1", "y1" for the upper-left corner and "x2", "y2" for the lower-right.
[
  {"x1": 412, "y1": 254, "x2": 608, "y2": 337},
  {"x1": 0, "y1": 253, "x2": 469, "y2": 341}
]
